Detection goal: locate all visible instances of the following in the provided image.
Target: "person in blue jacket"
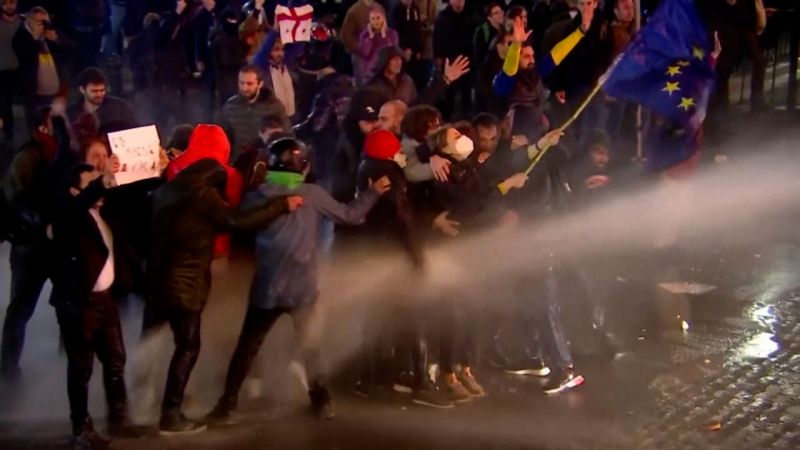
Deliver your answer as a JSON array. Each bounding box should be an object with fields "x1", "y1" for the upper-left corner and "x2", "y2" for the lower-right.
[{"x1": 207, "y1": 137, "x2": 390, "y2": 422}]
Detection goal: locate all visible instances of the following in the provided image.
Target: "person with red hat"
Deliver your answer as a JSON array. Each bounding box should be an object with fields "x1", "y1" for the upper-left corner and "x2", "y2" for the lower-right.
[
  {"x1": 350, "y1": 129, "x2": 454, "y2": 409},
  {"x1": 145, "y1": 124, "x2": 303, "y2": 435}
]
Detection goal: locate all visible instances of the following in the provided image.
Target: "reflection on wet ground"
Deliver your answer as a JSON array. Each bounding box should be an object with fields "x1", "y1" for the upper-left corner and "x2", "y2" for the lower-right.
[{"x1": 0, "y1": 234, "x2": 798, "y2": 449}]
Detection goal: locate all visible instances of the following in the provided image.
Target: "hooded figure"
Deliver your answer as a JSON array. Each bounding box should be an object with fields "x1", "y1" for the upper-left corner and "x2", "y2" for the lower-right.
[
  {"x1": 146, "y1": 148, "x2": 292, "y2": 434},
  {"x1": 252, "y1": 31, "x2": 301, "y2": 118},
  {"x1": 166, "y1": 124, "x2": 244, "y2": 257},
  {"x1": 364, "y1": 46, "x2": 452, "y2": 107}
]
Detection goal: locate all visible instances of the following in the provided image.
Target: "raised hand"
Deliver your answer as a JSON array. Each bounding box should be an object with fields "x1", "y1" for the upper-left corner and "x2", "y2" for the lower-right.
[{"x1": 443, "y1": 55, "x2": 470, "y2": 83}]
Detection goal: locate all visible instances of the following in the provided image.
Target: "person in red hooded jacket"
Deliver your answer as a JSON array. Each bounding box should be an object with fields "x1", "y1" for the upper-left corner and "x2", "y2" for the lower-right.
[
  {"x1": 146, "y1": 124, "x2": 303, "y2": 434},
  {"x1": 165, "y1": 124, "x2": 245, "y2": 258}
]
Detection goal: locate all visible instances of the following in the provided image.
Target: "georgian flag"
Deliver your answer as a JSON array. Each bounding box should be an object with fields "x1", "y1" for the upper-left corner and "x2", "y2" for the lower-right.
[{"x1": 275, "y1": 4, "x2": 314, "y2": 43}]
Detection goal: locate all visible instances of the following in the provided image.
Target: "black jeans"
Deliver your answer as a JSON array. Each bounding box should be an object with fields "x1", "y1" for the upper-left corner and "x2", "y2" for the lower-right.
[
  {"x1": 1, "y1": 241, "x2": 53, "y2": 374},
  {"x1": 0, "y1": 69, "x2": 16, "y2": 139},
  {"x1": 217, "y1": 304, "x2": 323, "y2": 411},
  {"x1": 141, "y1": 303, "x2": 202, "y2": 416},
  {"x1": 57, "y1": 290, "x2": 128, "y2": 435}
]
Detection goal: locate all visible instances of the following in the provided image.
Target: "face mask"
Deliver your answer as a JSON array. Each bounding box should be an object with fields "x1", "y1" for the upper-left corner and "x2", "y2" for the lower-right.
[
  {"x1": 451, "y1": 135, "x2": 474, "y2": 161},
  {"x1": 392, "y1": 151, "x2": 407, "y2": 168}
]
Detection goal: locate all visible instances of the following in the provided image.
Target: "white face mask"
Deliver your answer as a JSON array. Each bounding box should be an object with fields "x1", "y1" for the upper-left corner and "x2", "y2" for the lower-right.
[{"x1": 451, "y1": 135, "x2": 474, "y2": 161}]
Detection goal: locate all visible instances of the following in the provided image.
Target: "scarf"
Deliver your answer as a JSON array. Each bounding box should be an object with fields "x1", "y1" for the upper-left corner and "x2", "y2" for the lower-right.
[{"x1": 266, "y1": 170, "x2": 305, "y2": 190}]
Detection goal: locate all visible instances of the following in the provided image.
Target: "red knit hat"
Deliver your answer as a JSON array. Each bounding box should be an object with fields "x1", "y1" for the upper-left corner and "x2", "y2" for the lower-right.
[{"x1": 364, "y1": 129, "x2": 401, "y2": 160}]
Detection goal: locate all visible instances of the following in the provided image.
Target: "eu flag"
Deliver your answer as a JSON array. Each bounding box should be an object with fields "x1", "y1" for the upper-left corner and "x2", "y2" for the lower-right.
[{"x1": 602, "y1": 0, "x2": 715, "y2": 169}]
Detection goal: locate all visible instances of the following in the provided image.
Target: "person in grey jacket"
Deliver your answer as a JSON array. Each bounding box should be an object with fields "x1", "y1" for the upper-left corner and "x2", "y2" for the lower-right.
[
  {"x1": 220, "y1": 64, "x2": 291, "y2": 162},
  {"x1": 207, "y1": 137, "x2": 390, "y2": 423}
]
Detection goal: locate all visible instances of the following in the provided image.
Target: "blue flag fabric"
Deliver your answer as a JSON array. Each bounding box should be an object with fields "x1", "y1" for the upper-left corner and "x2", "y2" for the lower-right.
[{"x1": 602, "y1": 0, "x2": 715, "y2": 153}]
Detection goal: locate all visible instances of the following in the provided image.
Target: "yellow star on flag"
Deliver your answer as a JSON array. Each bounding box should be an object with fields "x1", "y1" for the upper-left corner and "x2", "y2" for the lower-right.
[
  {"x1": 662, "y1": 81, "x2": 680, "y2": 95},
  {"x1": 666, "y1": 66, "x2": 682, "y2": 76},
  {"x1": 676, "y1": 60, "x2": 690, "y2": 67},
  {"x1": 678, "y1": 97, "x2": 695, "y2": 111},
  {"x1": 692, "y1": 47, "x2": 705, "y2": 60}
]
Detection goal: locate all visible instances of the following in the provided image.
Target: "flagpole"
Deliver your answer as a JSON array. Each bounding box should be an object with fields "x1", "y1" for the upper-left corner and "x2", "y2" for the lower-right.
[
  {"x1": 633, "y1": 0, "x2": 644, "y2": 162},
  {"x1": 524, "y1": 81, "x2": 606, "y2": 176}
]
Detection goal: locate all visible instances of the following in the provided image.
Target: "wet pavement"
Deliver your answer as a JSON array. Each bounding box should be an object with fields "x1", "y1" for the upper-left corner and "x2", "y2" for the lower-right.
[{"x1": 1, "y1": 115, "x2": 800, "y2": 449}]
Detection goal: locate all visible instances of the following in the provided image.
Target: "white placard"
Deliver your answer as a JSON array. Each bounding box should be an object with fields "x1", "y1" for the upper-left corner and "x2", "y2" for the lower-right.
[{"x1": 107, "y1": 125, "x2": 161, "y2": 185}]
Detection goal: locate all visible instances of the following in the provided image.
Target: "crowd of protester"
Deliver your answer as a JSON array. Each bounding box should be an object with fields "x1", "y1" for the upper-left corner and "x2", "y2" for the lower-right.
[{"x1": 0, "y1": 0, "x2": 775, "y2": 449}]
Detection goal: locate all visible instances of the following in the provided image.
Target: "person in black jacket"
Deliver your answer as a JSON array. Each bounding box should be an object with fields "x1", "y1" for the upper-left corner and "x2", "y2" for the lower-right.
[
  {"x1": 390, "y1": 0, "x2": 427, "y2": 91},
  {"x1": 0, "y1": 107, "x2": 60, "y2": 379},
  {"x1": 12, "y1": 6, "x2": 64, "y2": 130},
  {"x1": 540, "y1": 0, "x2": 611, "y2": 148},
  {"x1": 145, "y1": 151, "x2": 300, "y2": 434},
  {"x1": 67, "y1": 67, "x2": 137, "y2": 131},
  {"x1": 351, "y1": 129, "x2": 456, "y2": 409},
  {"x1": 432, "y1": 0, "x2": 475, "y2": 119},
  {"x1": 51, "y1": 164, "x2": 148, "y2": 450}
]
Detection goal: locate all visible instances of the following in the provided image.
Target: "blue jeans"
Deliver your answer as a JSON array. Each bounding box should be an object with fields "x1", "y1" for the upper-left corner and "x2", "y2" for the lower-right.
[{"x1": 527, "y1": 268, "x2": 573, "y2": 370}]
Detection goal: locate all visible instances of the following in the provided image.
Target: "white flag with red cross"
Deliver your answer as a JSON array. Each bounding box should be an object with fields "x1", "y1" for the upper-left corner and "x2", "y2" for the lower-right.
[{"x1": 275, "y1": 4, "x2": 314, "y2": 44}]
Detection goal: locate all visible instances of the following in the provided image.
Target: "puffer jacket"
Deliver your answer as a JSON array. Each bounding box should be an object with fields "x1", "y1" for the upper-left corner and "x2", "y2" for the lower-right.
[
  {"x1": 221, "y1": 89, "x2": 291, "y2": 159},
  {"x1": 149, "y1": 158, "x2": 289, "y2": 311},
  {"x1": 167, "y1": 124, "x2": 244, "y2": 258}
]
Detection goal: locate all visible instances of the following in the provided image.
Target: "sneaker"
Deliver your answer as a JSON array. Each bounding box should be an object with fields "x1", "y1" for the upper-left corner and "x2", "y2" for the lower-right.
[
  {"x1": 159, "y1": 412, "x2": 207, "y2": 436},
  {"x1": 205, "y1": 404, "x2": 238, "y2": 426},
  {"x1": 309, "y1": 385, "x2": 336, "y2": 420},
  {"x1": 351, "y1": 380, "x2": 371, "y2": 398},
  {"x1": 457, "y1": 367, "x2": 486, "y2": 397},
  {"x1": 441, "y1": 372, "x2": 472, "y2": 404},
  {"x1": 504, "y1": 358, "x2": 551, "y2": 377},
  {"x1": 542, "y1": 369, "x2": 585, "y2": 395},
  {"x1": 72, "y1": 419, "x2": 111, "y2": 450},
  {"x1": 392, "y1": 371, "x2": 415, "y2": 394},
  {"x1": 410, "y1": 383, "x2": 454, "y2": 409}
]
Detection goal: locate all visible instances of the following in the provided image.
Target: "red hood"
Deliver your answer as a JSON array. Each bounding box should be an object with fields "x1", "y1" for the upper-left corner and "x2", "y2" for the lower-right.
[
  {"x1": 164, "y1": 124, "x2": 244, "y2": 259},
  {"x1": 166, "y1": 124, "x2": 231, "y2": 180}
]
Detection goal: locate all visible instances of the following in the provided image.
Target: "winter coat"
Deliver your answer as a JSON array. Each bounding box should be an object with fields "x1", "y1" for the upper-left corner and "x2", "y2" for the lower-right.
[
  {"x1": 363, "y1": 46, "x2": 449, "y2": 106},
  {"x1": 152, "y1": 10, "x2": 193, "y2": 89},
  {"x1": 212, "y1": 29, "x2": 250, "y2": 104},
  {"x1": 166, "y1": 124, "x2": 245, "y2": 257},
  {"x1": 433, "y1": 5, "x2": 475, "y2": 60},
  {"x1": 221, "y1": 89, "x2": 291, "y2": 160},
  {"x1": 252, "y1": 31, "x2": 303, "y2": 118},
  {"x1": 12, "y1": 26, "x2": 64, "y2": 100},
  {"x1": 2, "y1": 136, "x2": 58, "y2": 244},
  {"x1": 293, "y1": 73, "x2": 355, "y2": 182},
  {"x1": 340, "y1": 0, "x2": 379, "y2": 54},
  {"x1": 355, "y1": 28, "x2": 399, "y2": 84},
  {"x1": 472, "y1": 21, "x2": 498, "y2": 75},
  {"x1": 390, "y1": 1, "x2": 424, "y2": 55},
  {"x1": 66, "y1": 96, "x2": 137, "y2": 132},
  {"x1": 432, "y1": 152, "x2": 504, "y2": 232},
  {"x1": 356, "y1": 158, "x2": 422, "y2": 266},
  {"x1": 149, "y1": 158, "x2": 289, "y2": 311},
  {"x1": 50, "y1": 176, "x2": 110, "y2": 313},
  {"x1": 244, "y1": 180, "x2": 379, "y2": 309},
  {"x1": 540, "y1": 13, "x2": 612, "y2": 95}
]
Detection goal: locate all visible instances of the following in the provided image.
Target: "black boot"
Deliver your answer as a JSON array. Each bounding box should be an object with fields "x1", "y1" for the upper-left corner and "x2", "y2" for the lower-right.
[
  {"x1": 309, "y1": 383, "x2": 335, "y2": 420},
  {"x1": 72, "y1": 417, "x2": 111, "y2": 450}
]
